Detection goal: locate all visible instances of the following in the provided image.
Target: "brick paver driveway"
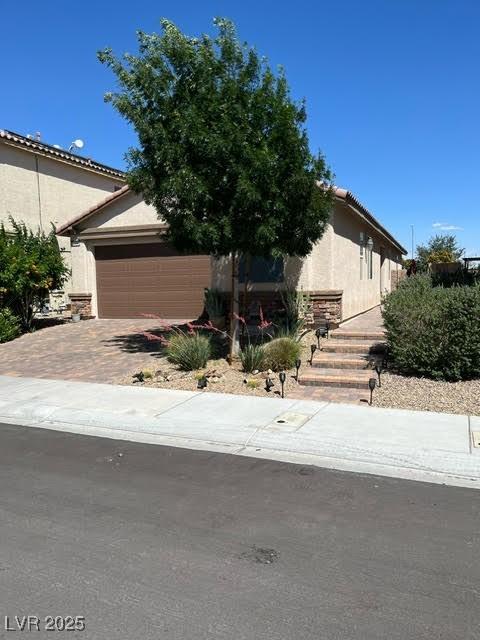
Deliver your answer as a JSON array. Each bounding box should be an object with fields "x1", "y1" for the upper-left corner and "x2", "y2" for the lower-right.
[{"x1": 0, "y1": 319, "x2": 180, "y2": 383}]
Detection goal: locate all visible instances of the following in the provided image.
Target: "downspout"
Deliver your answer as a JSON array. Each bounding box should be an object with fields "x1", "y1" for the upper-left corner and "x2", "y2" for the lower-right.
[{"x1": 34, "y1": 154, "x2": 43, "y2": 231}]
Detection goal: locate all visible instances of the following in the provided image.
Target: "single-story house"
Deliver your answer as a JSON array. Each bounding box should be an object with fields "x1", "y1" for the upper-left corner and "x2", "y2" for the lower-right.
[{"x1": 56, "y1": 184, "x2": 406, "y2": 325}]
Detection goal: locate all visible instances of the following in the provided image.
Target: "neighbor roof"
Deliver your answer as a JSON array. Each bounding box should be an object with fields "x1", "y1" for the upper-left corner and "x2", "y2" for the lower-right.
[{"x1": 0, "y1": 129, "x2": 126, "y2": 179}]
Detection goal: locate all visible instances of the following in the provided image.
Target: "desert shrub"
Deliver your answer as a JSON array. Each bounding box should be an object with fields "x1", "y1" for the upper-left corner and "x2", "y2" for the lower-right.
[
  {"x1": 204, "y1": 288, "x2": 225, "y2": 318},
  {"x1": 0, "y1": 308, "x2": 21, "y2": 343},
  {"x1": 277, "y1": 289, "x2": 312, "y2": 336},
  {"x1": 382, "y1": 274, "x2": 480, "y2": 381},
  {"x1": 0, "y1": 219, "x2": 69, "y2": 331},
  {"x1": 263, "y1": 336, "x2": 301, "y2": 371},
  {"x1": 166, "y1": 332, "x2": 212, "y2": 370},
  {"x1": 240, "y1": 344, "x2": 265, "y2": 373}
]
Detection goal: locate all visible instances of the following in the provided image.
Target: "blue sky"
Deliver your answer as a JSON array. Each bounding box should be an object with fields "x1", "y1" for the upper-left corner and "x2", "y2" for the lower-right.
[{"x1": 1, "y1": 0, "x2": 479, "y2": 256}]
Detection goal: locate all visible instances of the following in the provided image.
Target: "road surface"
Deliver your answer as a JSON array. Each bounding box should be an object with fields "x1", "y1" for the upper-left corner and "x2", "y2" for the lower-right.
[{"x1": 0, "y1": 422, "x2": 478, "y2": 639}]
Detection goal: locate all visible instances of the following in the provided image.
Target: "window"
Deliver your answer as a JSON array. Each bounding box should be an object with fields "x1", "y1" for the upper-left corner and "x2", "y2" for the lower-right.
[{"x1": 238, "y1": 256, "x2": 284, "y2": 283}]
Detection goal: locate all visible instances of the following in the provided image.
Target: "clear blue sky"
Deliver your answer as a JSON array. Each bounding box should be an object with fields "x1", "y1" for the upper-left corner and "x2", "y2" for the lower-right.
[{"x1": 2, "y1": 0, "x2": 479, "y2": 256}]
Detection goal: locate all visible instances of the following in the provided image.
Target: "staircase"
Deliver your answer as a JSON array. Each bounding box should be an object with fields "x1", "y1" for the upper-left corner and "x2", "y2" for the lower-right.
[{"x1": 295, "y1": 328, "x2": 386, "y2": 404}]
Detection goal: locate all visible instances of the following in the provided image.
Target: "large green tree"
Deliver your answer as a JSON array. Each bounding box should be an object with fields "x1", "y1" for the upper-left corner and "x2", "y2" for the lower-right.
[
  {"x1": 98, "y1": 18, "x2": 333, "y2": 353},
  {"x1": 416, "y1": 234, "x2": 464, "y2": 271}
]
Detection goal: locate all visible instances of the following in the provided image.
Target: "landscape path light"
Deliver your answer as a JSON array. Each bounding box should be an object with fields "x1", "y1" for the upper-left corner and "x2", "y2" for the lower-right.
[
  {"x1": 265, "y1": 377, "x2": 274, "y2": 393},
  {"x1": 279, "y1": 371, "x2": 286, "y2": 398},
  {"x1": 295, "y1": 358, "x2": 301, "y2": 382},
  {"x1": 309, "y1": 343, "x2": 317, "y2": 365},
  {"x1": 368, "y1": 377, "x2": 376, "y2": 406}
]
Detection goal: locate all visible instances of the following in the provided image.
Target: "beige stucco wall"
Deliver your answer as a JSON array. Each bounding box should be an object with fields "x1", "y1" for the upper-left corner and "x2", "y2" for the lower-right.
[
  {"x1": 0, "y1": 142, "x2": 125, "y2": 300},
  {"x1": 210, "y1": 201, "x2": 402, "y2": 320},
  {"x1": 327, "y1": 202, "x2": 402, "y2": 319},
  {"x1": 69, "y1": 193, "x2": 403, "y2": 321}
]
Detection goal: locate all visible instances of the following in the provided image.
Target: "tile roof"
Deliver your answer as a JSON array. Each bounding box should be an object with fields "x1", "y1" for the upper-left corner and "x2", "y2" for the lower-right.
[
  {"x1": 332, "y1": 186, "x2": 407, "y2": 255},
  {"x1": 0, "y1": 129, "x2": 126, "y2": 179},
  {"x1": 56, "y1": 185, "x2": 131, "y2": 235}
]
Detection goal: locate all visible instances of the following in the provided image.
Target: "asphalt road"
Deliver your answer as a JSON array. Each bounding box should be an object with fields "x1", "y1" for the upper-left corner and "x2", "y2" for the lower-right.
[{"x1": 0, "y1": 423, "x2": 479, "y2": 640}]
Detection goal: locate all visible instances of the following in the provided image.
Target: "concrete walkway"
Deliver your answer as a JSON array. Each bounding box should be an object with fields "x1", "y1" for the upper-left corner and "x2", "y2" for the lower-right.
[{"x1": 1, "y1": 375, "x2": 479, "y2": 489}]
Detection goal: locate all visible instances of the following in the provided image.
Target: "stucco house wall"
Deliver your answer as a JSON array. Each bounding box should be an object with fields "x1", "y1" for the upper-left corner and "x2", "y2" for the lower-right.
[
  {"x1": 0, "y1": 132, "x2": 125, "y2": 302},
  {"x1": 64, "y1": 188, "x2": 404, "y2": 322}
]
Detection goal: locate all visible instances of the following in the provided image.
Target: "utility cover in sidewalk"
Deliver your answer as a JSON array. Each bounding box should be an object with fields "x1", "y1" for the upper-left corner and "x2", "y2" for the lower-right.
[
  {"x1": 472, "y1": 432, "x2": 480, "y2": 448},
  {"x1": 264, "y1": 412, "x2": 312, "y2": 432}
]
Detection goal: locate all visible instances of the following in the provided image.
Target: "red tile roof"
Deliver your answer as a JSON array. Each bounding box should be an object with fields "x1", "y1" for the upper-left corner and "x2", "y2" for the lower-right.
[
  {"x1": 56, "y1": 185, "x2": 131, "y2": 235},
  {"x1": 0, "y1": 129, "x2": 126, "y2": 179}
]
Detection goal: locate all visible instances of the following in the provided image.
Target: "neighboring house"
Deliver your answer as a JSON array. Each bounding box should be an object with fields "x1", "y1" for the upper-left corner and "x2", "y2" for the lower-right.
[
  {"x1": 0, "y1": 129, "x2": 126, "y2": 307},
  {"x1": 56, "y1": 184, "x2": 407, "y2": 324}
]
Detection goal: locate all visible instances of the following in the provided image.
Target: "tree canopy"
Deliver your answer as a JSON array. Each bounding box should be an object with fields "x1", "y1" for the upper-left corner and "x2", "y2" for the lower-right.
[
  {"x1": 98, "y1": 18, "x2": 333, "y2": 258},
  {"x1": 0, "y1": 219, "x2": 69, "y2": 330},
  {"x1": 416, "y1": 234, "x2": 464, "y2": 271}
]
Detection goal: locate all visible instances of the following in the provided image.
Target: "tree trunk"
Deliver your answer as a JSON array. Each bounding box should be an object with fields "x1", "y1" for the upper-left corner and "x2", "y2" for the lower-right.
[
  {"x1": 228, "y1": 252, "x2": 240, "y2": 362},
  {"x1": 242, "y1": 253, "x2": 251, "y2": 340}
]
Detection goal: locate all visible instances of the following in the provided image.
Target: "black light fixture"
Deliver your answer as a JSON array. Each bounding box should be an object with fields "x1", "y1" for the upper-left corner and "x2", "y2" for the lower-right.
[
  {"x1": 295, "y1": 358, "x2": 301, "y2": 381},
  {"x1": 325, "y1": 319, "x2": 331, "y2": 339},
  {"x1": 315, "y1": 326, "x2": 327, "y2": 350},
  {"x1": 368, "y1": 377, "x2": 376, "y2": 405},
  {"x1": 197, "y1": 375, "x2": 208, "y2": 390},
  {"x1": 309, "y1": 343, "x2": 317, "y2": 365},
  {"x1": 279, "y1": 371, "x2": 286, "y2": 398},
  {"x1": 265, "y1": 377, "x2": 274, "y2": 393},
  {"x1": 374, "y1": 363, "x2": 383, "y2": 387},
  {"x1": 133, "y1": 371, "x2": 145, "y2": 383}
]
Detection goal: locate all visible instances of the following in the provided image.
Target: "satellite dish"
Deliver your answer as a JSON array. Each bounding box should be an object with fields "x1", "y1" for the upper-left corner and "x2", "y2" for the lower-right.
[{"x1": 73, "y1": 139, "x2": 84, "y2": 149}]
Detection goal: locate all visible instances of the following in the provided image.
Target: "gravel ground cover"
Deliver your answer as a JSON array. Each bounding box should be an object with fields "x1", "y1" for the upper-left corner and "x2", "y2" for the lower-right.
[{"x1": 374, "y1": 372, "x2": 480, "y2": 416}]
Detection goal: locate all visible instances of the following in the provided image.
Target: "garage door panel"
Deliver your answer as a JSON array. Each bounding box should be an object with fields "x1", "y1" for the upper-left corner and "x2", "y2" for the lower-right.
[{"x1": 95, "y1": 243, "x2": 211, "y2": 319}]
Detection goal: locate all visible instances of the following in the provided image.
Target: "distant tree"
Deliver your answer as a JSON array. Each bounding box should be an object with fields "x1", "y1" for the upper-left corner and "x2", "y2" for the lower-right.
[
  {"x1": 0, "y1": 219, "x2": 69, "y2": 331},
  {"x1": 416, "y1": 234, "x2": 464, "y2": 271},
  {"x1": 98, "y1": 18, "x2": 333, "y2": 356}
]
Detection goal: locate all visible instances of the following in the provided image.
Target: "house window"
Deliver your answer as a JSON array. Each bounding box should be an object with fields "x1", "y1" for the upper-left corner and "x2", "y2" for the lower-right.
[{"x1": 238, "y1": 256, "x2": 284, "y2": 283}]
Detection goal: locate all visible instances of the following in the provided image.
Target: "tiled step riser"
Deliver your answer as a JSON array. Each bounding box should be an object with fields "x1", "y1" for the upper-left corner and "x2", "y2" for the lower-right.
[
  {"x1": 312, "y1": 359, "x2": 369, "y2": 370},
  {"x1": 299, "y1": 377, "x2": 371, "y2": 390},
  {"x1": 330, "y1": 333, "x2": 385, "y2": 341},
  {"x1": 321, "y1": 343, "x2": 377, "y2": 354}
]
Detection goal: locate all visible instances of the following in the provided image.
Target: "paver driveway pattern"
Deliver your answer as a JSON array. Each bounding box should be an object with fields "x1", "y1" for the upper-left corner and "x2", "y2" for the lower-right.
[{"x1": 0, "y1": 319, "x2": 182, "y2": 383}]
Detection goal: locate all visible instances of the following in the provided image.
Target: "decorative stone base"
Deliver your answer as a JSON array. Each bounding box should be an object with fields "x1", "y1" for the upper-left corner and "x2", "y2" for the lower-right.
[
  {"x1": 391, "y1": 269, "x2": 406, "y2": 290},
  {"x1": 220, "y1": 289, "x2": 343, "y2": 328},
  {"x1": 68, "y1": 293, "x2": 92, "y2": 318},
  {"x1": 308, "y1": 290, "x2": 343, "y2": 327}
]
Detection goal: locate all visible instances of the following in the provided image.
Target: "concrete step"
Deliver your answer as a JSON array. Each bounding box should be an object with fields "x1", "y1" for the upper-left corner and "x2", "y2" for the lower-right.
[
  {"x1": 321, "y1": 340, "x2": 386, "y2": 355},
  {"x1": 287, "y1": 385, "x2": 369, "y2": 405},
  {"x1": 312, "y1": 352, "x2": 372, "y2": 370},
  {"x1": 299, "y1": 368, "x2": 375, "y2": 389},
  {"x1": 330, "y1": 330, "x2": 385, "y2": 341}
]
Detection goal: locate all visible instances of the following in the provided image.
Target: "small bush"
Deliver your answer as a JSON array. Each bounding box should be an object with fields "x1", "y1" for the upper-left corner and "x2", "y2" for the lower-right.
[
  {"x1": 240, "y1": 344, "x2": 265, "y2": 373},
  {"x1": 142, "y1": 369, "x2": 154, "y2": 379},
  {"x1": 246, "y1": 379, "x2": 260, "y2": 389},
  {"x1": 382, "y1": 275, "x2": 480, "y2": 381},
  {"x1": 263, "y1": 337, "x2": 301, "y2": 371},
  {"x1": 0, "y1": 308, "x2": 21, "y2": 343},
  {"x1": 167, "y1": 333, "x2": 212, "y2": 370}
]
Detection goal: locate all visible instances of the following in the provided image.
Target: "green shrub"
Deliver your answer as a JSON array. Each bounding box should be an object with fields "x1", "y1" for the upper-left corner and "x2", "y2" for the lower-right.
[
  {"x1": 240, "y1": 344, "x2": 265, "y2": 373},
  {"x1": 167, "y1": 333, "x2": 212, "y2": 370},
  {"x1": 204, "y1": 288, "x2": 225, "y2": 318},
  {"x1": 0, "y1": 308, "x2": 21, "y2": 343},
  {"x1": 382, "y1": 275, "x2": 480, "y2": 381},
  {"x1": 263, "y1": 336, "x2": 301, "y2": 371}
]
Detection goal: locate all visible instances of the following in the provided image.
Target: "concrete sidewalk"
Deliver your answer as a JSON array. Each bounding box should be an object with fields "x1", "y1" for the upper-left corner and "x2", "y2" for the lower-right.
[{"x1": 0, "y1": 374, "x2": 478, "y2": 489}]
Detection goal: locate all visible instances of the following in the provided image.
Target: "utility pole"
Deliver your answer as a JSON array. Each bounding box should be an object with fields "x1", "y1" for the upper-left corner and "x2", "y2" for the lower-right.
[{"x1": 410, "y1": 225, "x2": 414, "y2": 259}]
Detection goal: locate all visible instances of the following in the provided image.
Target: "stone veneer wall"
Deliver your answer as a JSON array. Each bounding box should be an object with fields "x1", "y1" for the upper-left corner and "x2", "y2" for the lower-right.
[
  {"x1": 390, "y1": 269, "x2": 407, "y2": 291},
  {"x1": 68, "y1": 293, "x2": 92, "y2": 318},
  {"x1": 219, "y1": 290, "x2": 343, "y2": 328}
]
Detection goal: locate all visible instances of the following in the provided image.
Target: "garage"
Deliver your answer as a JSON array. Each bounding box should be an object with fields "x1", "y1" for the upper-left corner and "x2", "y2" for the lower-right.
[{"x1": 95, "y1": 243, "x2": 211, "y2": 319}]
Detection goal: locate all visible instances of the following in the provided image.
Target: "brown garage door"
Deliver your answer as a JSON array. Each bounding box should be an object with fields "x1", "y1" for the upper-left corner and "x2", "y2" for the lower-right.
[{"x1": 95, "y1": 243, "x2": 211, "y2": 319}]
